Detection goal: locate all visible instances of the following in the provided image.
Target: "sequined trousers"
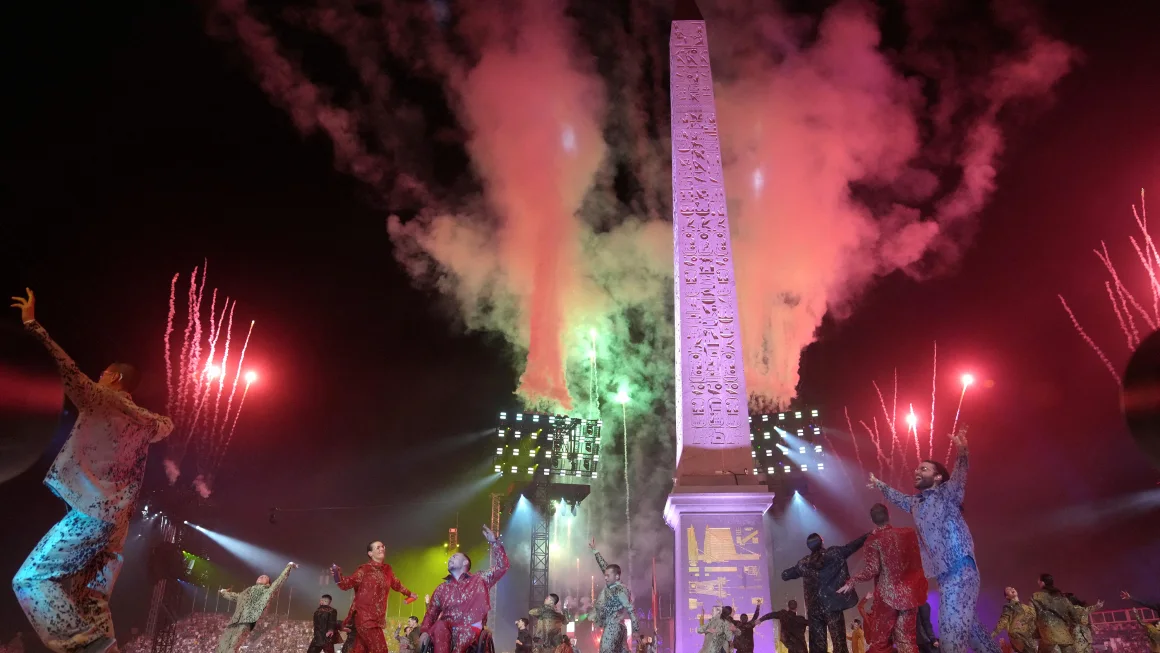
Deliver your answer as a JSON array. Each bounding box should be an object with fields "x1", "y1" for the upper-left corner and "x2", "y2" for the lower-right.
[
  {"x1": 935, "y1": 558, "x2": 1000, "y2": 653},
  {"x1": 12, "y1": 509, "x2": 128, "y2": 653}
]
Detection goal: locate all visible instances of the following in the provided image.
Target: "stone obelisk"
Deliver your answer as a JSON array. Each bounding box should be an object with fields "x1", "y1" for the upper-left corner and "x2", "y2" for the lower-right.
[{"x1": 663, "y1": 2, "x2": 774, "y2": 653}]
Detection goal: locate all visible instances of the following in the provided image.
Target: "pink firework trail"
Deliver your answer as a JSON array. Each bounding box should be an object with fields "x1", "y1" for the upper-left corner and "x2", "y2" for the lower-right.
[
  {"x1": 1061, "y1": 190, "x2": 1158, "y2": 384},
  {"x1": 928, "y1": 342, "x2": 937, "y2": 459},
  {"x1": 162, "y1": 266, "x2": 259, "y2": 490},
  {"x1": 844, "y1": 406, "x2": 866, "y2": 476},
  {"x1": 945, "y1": 375, "x2": 973, "y2": 463}
]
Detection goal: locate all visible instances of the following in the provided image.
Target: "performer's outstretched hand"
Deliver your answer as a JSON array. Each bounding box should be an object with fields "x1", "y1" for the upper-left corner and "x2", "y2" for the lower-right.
[
  {"x1": 288, "y1": 562, "x2": 299, "y2": 569},
  {"x1": 588, "y1": 537, "x2": 596, "y2": 550},
  {"x1": 1122, "y1": 591, "x2": 1132, "y2": 600},
  {"x1": 952, "y1": 426, "x2": 969, "y2": 452},
  {"x1": 482, "y1": 525, "x2": 498, "y2": 544},
  {"x1": 866, "y1": 473, "x2": 879, "y2": 490},
  {"x1": 404, "y1": 595, "x2": 418, "y2": 604},
  {"x1": 836, "y1": 581, "x2": 854, "y2": 594},
  {"x1": 10, "y1": 288, "x2": 35, "y2": 323}
]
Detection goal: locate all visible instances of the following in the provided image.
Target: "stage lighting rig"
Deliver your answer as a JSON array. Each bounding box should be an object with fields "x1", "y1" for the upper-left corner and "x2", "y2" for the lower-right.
[
  {"x1": 750, "y1": 406, "x2": 825, "y2": 484},
  {"x1": 493, "y1": 412, "x2": 601, "y2": 480}
]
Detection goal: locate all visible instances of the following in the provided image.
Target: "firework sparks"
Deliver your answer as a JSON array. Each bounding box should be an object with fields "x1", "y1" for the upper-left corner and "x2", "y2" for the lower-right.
[
  {"x1": 162, "y1": 266, "x2": 260, "y2": 494},
  {"x1": 850, "y1": 351, "x2": 977, "y2": 484},
  {"x1": 1060, "y1": 191, "x2": 1157, "y2": 383}
]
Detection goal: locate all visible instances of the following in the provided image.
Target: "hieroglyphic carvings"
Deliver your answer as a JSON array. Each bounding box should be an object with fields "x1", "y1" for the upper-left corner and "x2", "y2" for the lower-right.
[{"x1": 671, "y1": 20, "x2": 752, "y2": 474}]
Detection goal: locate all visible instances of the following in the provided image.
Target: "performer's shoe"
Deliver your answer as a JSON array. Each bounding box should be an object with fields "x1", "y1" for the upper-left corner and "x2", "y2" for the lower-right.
[{"x1": 80, "y1": 635, "x2": 120, "y2": 653}]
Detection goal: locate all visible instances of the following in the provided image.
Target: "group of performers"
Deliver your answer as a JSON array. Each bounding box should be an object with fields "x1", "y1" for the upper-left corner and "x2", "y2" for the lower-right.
[
  {"x1": 696, "y1": 431, "x2": 1160, "y2": 653},
  {"x1": 7, "y1": 287, "x2": 1160, "y2": 653}
]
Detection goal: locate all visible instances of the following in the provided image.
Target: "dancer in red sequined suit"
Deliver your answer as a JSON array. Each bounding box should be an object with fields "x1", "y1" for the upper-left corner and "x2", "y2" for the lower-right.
[
  {"x1": 331, "y1": 542, "x2": 418, "y2": 653},
  {"x1": 419, "y1": 526, "x2": 509, "y2": 653},
  {"x1": 839, "y1": 504, "x2": 928, "y2": 653}
]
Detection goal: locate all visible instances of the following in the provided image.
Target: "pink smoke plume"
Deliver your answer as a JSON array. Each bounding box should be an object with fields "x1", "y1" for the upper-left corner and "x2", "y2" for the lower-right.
[
  {"x1": 389, "y1": 0, "x2": 607, "y2": 409},
  {"x1": 708, "y1": 0, "x2": 1075, "y2": 406},
  {"x1": 212, "y1": 0, "x2": 1075, "y2": 414}
]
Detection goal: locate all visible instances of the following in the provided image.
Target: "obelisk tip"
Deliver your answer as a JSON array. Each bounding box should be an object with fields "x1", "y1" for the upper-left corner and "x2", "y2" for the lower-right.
[{"x1": 673, "y1": 0, "x2": 703, "y2": 21}]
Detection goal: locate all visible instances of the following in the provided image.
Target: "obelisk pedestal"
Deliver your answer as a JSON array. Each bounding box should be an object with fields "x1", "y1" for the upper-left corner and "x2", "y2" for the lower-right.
[{"x1": 664, "y1": 2, "x2": 774, "y2": 653}]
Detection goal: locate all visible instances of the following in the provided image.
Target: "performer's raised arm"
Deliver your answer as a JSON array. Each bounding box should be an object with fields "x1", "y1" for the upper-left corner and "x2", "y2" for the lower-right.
[
  {"x1": 481, "y1": 525, "x2": 509, "y2": 587},
  {"x1": 268, "y1": 562, "x2": 296, "y2": 595},
  {"x1": 589, "y1": 538, "x2": 609, "y2": 574},
  {"x1": 943, "y1": 429, "x2": 970, "y2": 504},
  {"x1": 867, "y1": 472, "x2": 916, "y2": 513},
  {"x1": 219, "y1": 587, "x2": 240, "y2": 602}
]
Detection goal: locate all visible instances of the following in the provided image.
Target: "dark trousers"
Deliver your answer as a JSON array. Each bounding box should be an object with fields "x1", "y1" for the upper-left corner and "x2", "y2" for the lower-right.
[
  {"x1": 308, "y1": 643, "x2": 337, "y2": 653},
  {"x1": 808, "y1": 610, "x2": 848, "y2": 653}
]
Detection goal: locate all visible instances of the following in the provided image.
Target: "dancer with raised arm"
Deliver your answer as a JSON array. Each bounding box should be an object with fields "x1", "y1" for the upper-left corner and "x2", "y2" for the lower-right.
[
  {"x1": 332, "y1": 542, "x2": 418, "y2": 653},
  {"x1": 868, "y1": 428, "x2": 1000, "y2": 653},
  {"x1": 781, "y1": 531, "x2": 868, "y2": 653},
  {"x1": 588, "y1": 539, "x2": 640, "y2": 653},
  {"x1": 529, "y1": 593, "x2": 572, "y2": 653},
  {"x1": 419, "y1": 526, "x2": 509, "y2": 653},
  {"x1": 217, "y1": 562, "x2": 297, "y2": 653},
  {"x1": 696, "y1": 606, "x2": 738, "y2": 653},
  {"x1": 755, "y1": 601, "x2": 807, "y2": 653},
  {"x1": 10, "y1": 289, "x2": 174, "y2": 653},
  {"x1": 838, "y1": 504, "x2": 927, "y2": 653}
]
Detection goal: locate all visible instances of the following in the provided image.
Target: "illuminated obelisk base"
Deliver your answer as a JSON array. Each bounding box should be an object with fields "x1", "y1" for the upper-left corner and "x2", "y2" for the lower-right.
[{"x1": 664, "y1": 489, "x2": 774, "y2": 653}]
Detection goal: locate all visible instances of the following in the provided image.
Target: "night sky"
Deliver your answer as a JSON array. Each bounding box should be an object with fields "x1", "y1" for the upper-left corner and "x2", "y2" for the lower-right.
[{"x1": 2, "y1": 0, "x2": 1160, "y2": 649}]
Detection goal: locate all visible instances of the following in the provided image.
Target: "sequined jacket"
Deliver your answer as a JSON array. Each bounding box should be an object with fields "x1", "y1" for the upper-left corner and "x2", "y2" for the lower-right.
[
  {"x1": 848, "y1": 525, "x2": 927, "y2": 611},
  {"x1": 592, "y1": 549, "x2": 640, "y2": 635},
  {"x1": 313, "y1": 605, "x2": 339, "y2": 646},
  {"x1": 335, "y1": 561, "x2": 416, "y2": 630},
  {"x1": 529, "y1": 606, "x2": 569, "y2": 649},
  {"x1": 696, "y1": 616, "x2": 738, "y2": 653},
  {"x1": 1031, "y1": 591, "x2": 1076, "y2": 646},
  {"x1": 781, "y1": 534, "x2": 869, "y2": 614},
  {"x1": 222, "y1": 564, "x2": 293, "y2": 626},
  {"x1": 25, "y1": 321, "x2": 174, "y2": 524},
  {"x1": 875, "y1": 449, "x2": 973, "y2": 579},
  {"x1": 421, "y1": 543, "x2": 510, "y2": 632},
  {"x1": 992, "y1": 600, "x2": 1036, "y2": 640}
]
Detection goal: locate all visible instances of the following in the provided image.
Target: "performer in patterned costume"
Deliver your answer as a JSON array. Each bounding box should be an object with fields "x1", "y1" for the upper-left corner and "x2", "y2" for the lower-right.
[
  {"x1": 332, "y1": 542, "x2": 418, "y2": 653},
  {"x1": 839, "y1": 504, "x2": 928, "y2": 653},
  {"x1": 697, "y1": 606, "x2": 738, "y2": 653},
  {"x1": 1131, "y1": 608, "x2": 1160, "y2": 653},
  {"x1": 419, "y1": 526, "x2": 508, "y2": 653},
  {"x1": 992, "y1": 588, "x2": 1038, "y2": 653},
  {"x1": 781, "y1": 531, "x2": 868, "y2": 653},
  {"x1": 588, "y1": 540, "x2": 640, "y2": 653},
  {"x1": 1066, "y1": 595, "x2": 1103, "y2": 653},
  {"x1": 756, "y1": 600, "x2": 807, "y2": 653},
  {"x1": 10, "y1": 290, "x2": 174, "y2": 653},
  {"x1": 217, "y1": 563, "x2": 297, "y2": 653},
  {"x1": 309, "y1": 594, "x2": 340, "y2": 653},
  {"x1": 732, "y1": 602, "x2": 762, "y2": 653},
  {"x1": 1032, "y1": 575, "x2": 1079, "y2": 653},
  {"x1": 870, "y1": 428, "x2": 1000, "y2": 653},
  {"x1": 529, "y1": 594, "x2": 572, "y2": 653}
]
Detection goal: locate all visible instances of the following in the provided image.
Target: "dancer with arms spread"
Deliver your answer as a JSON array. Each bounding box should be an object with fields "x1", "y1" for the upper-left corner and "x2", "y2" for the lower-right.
[
  {"x1": 838, "y1": 504, "x2": 928, "y2": 653},
  {"x1": 332, "y1": 542, "x2": 418, "y2": 653},
  {"x1": 217, "y1": 563, "x2": 297, "y2": 653},
  {"x1": 869, "y1": 428, "x2": 1000, "y2": 653},
  {"x1": 781, "y1": 531, "x2": 868, "y2": 653},
  {"x1": 10, "y1": 289, "x2": 174, "y2": 653}
]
